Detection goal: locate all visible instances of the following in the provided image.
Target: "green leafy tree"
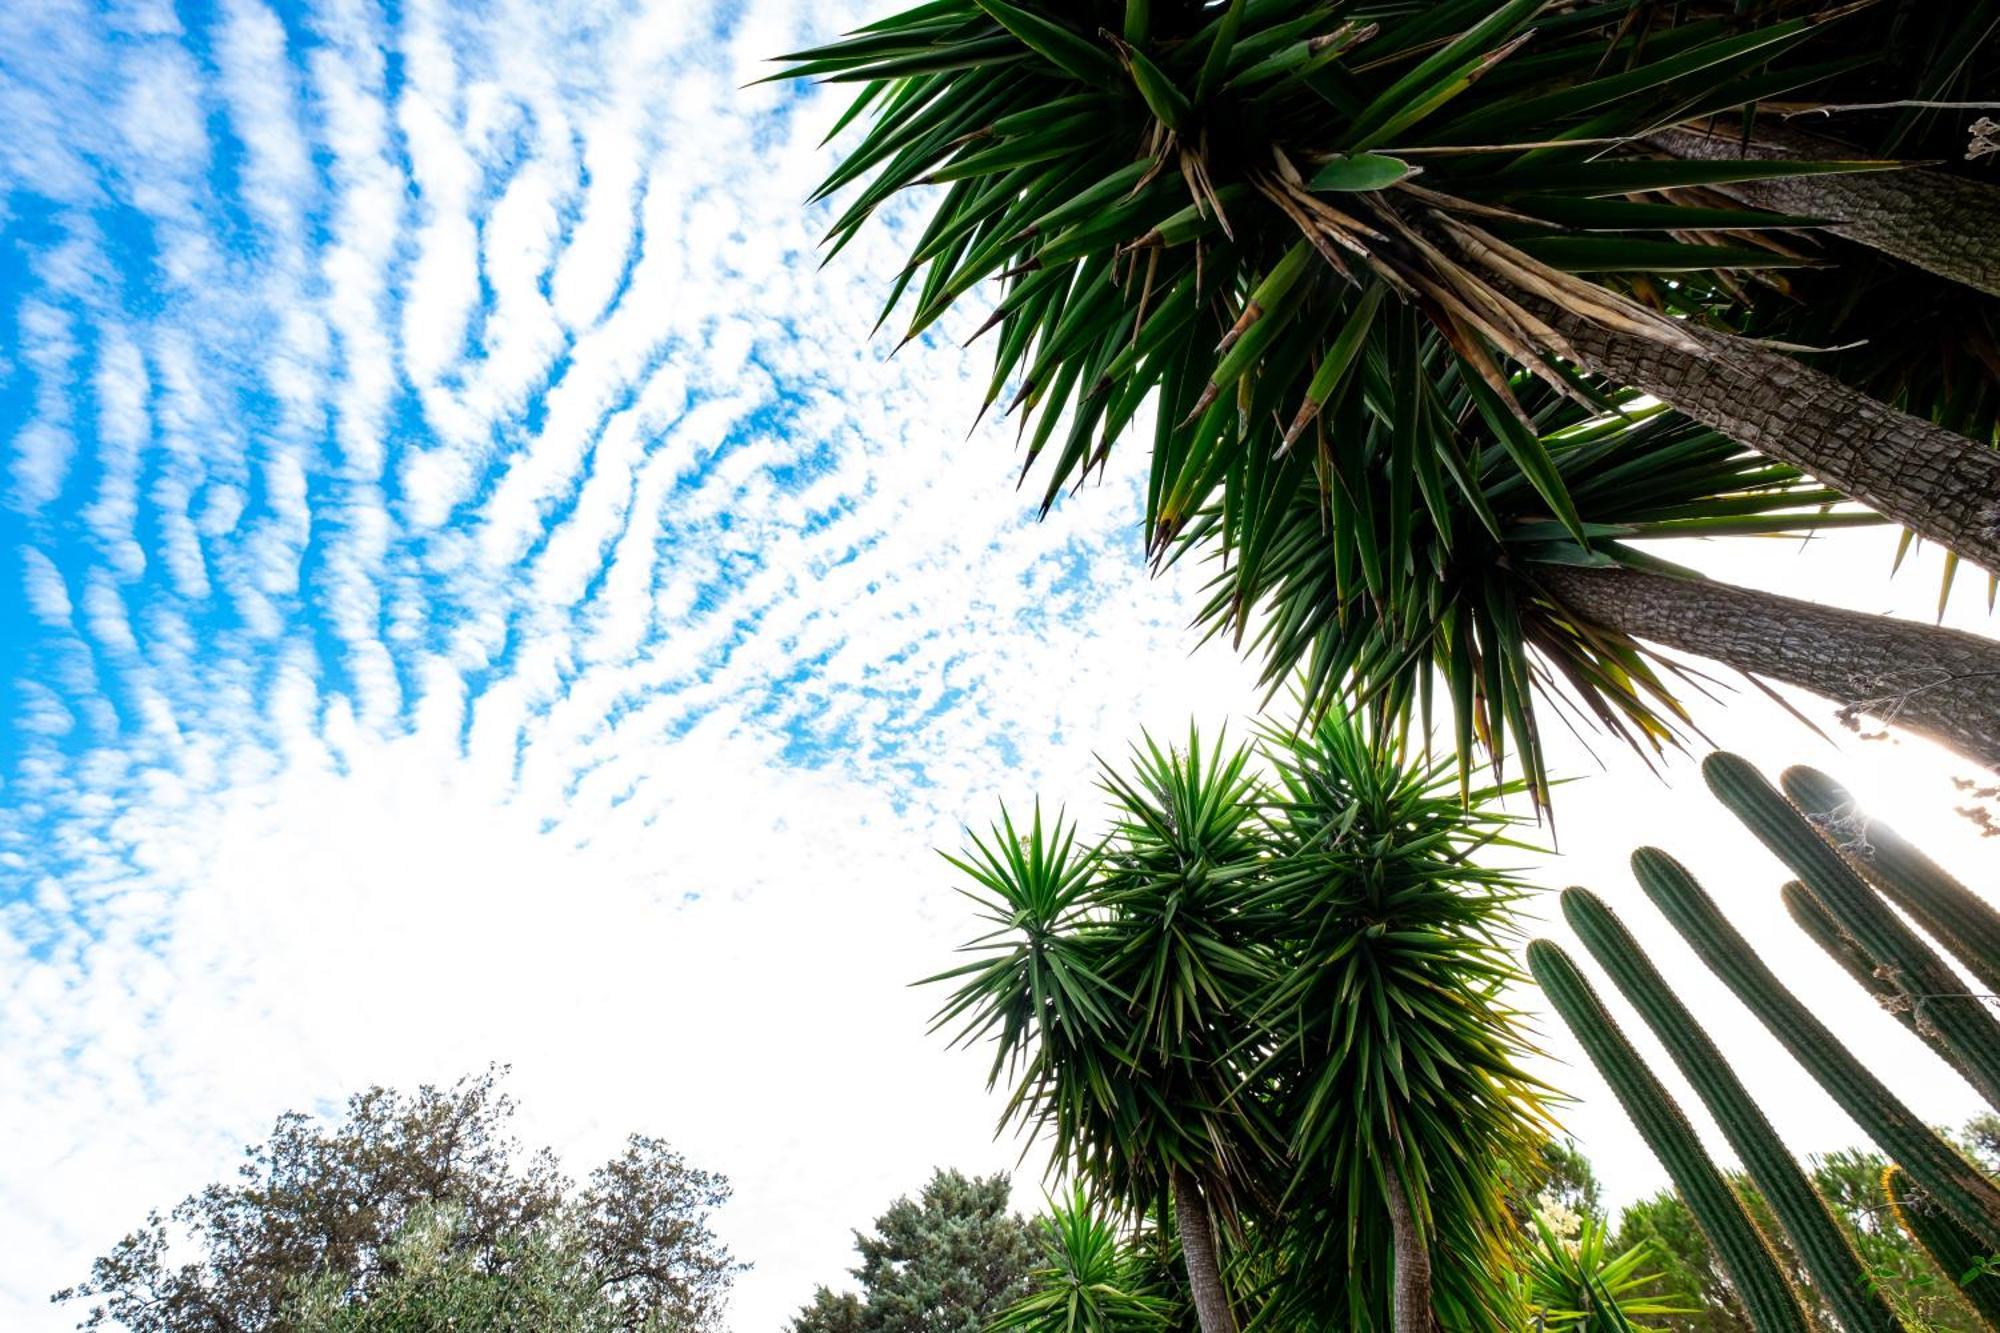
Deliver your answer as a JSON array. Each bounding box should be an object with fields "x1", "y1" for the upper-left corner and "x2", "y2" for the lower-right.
[
  {"x1": 1508, "y1": 1141, "x2": 1606, "y2": 1230},
  {"x1": 53, "y1": 1068, "x2": 741, "y2": 1333},
  {"x1": 1612, "y1": 1191, "x2": 1749, "y2": 1333},
  {"x1": 286, "y1": 1205, "x2": 628, "y2": 1333},
  {"x1": 791, "y1": 1169, "x2": 1038, "y2": 1333}
]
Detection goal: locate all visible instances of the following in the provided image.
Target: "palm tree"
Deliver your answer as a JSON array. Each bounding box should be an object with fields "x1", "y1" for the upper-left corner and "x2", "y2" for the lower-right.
[
  {"x1": 930, "y1": 715, "x2": 1550, "y2": 1330},
  {"x1": 780, "y1": 0, "x2": 2000, "y2": 572}
]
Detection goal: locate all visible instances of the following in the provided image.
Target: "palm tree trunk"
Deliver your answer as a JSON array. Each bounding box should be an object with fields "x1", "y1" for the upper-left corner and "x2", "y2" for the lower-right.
[
  {"x1": 1382, "y1": 1159, "x2": 1432, "y2": 1333},
  {"x1": 1530, "y1": 300, "x2": 2000, "y2": 577},
  {"x1": 1537, "y1": 563, "x2": 2000, "y2": 771},
  {"x1": 1649, "y1": 122, "x2": 2000, "y2": 297},
  {"x1": 1171, "y1": 1166, "x2": 1239, "y2": 1333}
]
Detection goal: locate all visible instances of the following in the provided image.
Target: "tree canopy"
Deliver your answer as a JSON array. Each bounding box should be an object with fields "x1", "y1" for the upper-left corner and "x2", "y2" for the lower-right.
[
  {"x1": 790, "y1": 1168, "x2": 1038, "y2": 1333},
  {"x1": 53, "y1": 1067, "x2": 742, "y2": 1333}
]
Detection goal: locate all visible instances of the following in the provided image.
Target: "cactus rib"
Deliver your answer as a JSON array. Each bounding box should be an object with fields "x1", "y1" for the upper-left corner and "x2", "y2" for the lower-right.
[
  {"x1": 1527, "y1": 938, "x2": 1813, "y2": 1333},
  {"x1": 1705, "y1": 753, "x2": 2000, "y2": 1112},
  {"x1": 1782, "y1": 765, "x2": 2000, "y2": 998},
  {"x1": 1782, "y1": 880, "x2": 1979, "y2": 1087},
  {"x1": 1632, "y1": 845, "x2": 2000, "y2": 1247},
  {"x1": 1885, "y1": 1165, "x2": 2000, "y2": 1331},
  {"x1": 1563, "y1": 887, "x2": 1904, "y2": 1333}
]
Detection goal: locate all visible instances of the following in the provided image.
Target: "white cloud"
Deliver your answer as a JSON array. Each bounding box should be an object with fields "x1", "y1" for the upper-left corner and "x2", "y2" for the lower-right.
[{"x1": 2, "y1": 4, "x2": 1997, "y2": 1333}]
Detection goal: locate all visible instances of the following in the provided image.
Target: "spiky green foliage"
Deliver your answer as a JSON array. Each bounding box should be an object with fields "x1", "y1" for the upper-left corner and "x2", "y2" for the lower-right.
[
  {"x1": 1714, "y1": 0, "x2": 2000, "y2": 613},
  {"x1": 931, "y1": 713, "x2": 1550, "y2": 1328},
  {"x1": 1560, "y1": 887, "x2": 1901, "y2": 1333},
  {"x1": 1705, "y1": 753, "x2": 2000, "y2": 1111},
  {"x1": 1885, "y1": 1166, "x2": 2000, "y2": 1332},
  {"x1": 1182, "y1": 384, "x2": 1866, "y2": 806},
  {"x1": 781, "y1": 0, "x2": 1864, "y2": 512},
  {"x1": 991, "y1": 1187, "x2": 1181, "y2": 1332},
  {"x1": 1781, "y1": 879, "x2": 1980, "y2": 1087},
  {"x1": 1781, "y1": 765, "x2": 2000, "y2": 998},
  {"x1": 932, "y1": 731, "x2": 1275, "y2": 1218},
  {"x1": 1630, "y1": 845, "x2": 2000, "y2": 1249},
  {"x1": 780, "y1": 0, "x2": 1886, "y2": 805},
  {"x1": 1246, "y1": 715, "x2": 1548, "y2": 1331},
  {"x1": 1519, "y1": 1213, "x2": 1689, "y2": 1332},
  {"x1": 1525, "y1": 940, "x2": 1810, "y2": 1333}
]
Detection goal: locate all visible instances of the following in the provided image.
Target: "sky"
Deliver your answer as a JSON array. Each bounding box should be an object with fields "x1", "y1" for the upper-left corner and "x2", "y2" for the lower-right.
[{"x1": 0, "y1": 2, "x2": 1995, "y2": 1329}]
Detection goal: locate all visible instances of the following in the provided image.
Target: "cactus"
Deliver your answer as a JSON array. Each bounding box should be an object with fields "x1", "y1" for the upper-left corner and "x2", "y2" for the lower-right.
[
  {"x1": 1705, "y1": 753, "x2": 2000, "y2": 1112},
  {"x1": 1526, "y1": 939, "x2": 1812, "y2": 1333},
  {"x1": 1632, "y1": 846, "x2": 2000, "y2": 1248},
  {"x1": 1562, "y1": 887, "x2": 1904, "y2": 1333},
  {"x1": 1782, "y1": 765, "x2": 2000, "y2": 998},
  {"x1": 1782, "y1": 879, "x2": 1978, "y2": 1086},
  {"x1": 1885, "y1": 1164, "x2": 2000, "y2": 1331}
]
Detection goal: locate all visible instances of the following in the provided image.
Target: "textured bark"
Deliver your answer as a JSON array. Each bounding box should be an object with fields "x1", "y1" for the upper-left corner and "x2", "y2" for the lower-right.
[
  {"x1": 1381, "y1": 1159, "x2": 1433, "y2": 1333},
  {"x1": 1650, "y1": 122, "x2": 2000, "y2": 297},
  {"x1": 1532, "y1": 299, "x2": 2000, "y2": 576},
  {"x1": 1171, "y1": 1166, "x2": 1239, "y2": 1333},
  {"x1": 1539, "y1": 563, "x2": 2000, "y2": 772}
]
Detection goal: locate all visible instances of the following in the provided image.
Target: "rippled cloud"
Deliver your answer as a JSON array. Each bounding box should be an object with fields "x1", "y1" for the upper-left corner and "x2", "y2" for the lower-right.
[{"x1": 0, "y1": 2, "x2": 1256, "y2": 1325}]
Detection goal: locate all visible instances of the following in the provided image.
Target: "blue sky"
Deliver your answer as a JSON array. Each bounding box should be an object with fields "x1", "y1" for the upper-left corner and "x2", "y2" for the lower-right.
[
  {"x1": 3, "y1": 2, "x2": 1995, "y2": 1329},
  {"x1": 0, "y1": 2, "x2": 1264, "y2": 1323}
]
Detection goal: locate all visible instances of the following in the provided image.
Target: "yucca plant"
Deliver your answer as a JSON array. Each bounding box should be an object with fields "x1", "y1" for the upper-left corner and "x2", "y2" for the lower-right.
[
  {"x1": 783, "y1": 2, "x2": 2000, "y2": 796},
  {"x1": 1246, "y1": 714, "x2": 1549, "y2": 1331},
  {"x1": 993, "y1": 1186, "x2": 1182, "y2": 1332},
  {"x1": 781, "y1": 0, "x2": 2000, "y2": 578},
  {"x1": 1520, "y1": 1214, "x2": 1689, "y2": 1332},
  {"x1": 1183, "y1": 369, "x2": 2000, "y2": 800},
  {"x1": 929, "y1": 713, "x2": 1551, "y2": 1331},
  {"x1": 1703, "y1": 0, "x2": 2000, "y2": 608},
  {"x1": 930, "y1": 734, "x2": 1277, "y2": 1333}
]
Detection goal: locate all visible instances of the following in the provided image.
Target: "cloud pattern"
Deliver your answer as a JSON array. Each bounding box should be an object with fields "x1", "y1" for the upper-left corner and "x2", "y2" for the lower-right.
[
  {"x1": 8, "y1": 5, "x2": 1998, "y2": 1331},
  {"x1": 0, "y1": 1, "x2": 1258, "y2": 1326}
]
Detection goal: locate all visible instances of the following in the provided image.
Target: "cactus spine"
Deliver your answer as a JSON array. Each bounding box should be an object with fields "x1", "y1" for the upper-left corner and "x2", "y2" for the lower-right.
[
  {"x1": 1782, "y1": 765, "x2": 2000, "y2": 998},
  {"x1": 1631, "y1": 845, "x2": 2000, "y2": 1247},
  {"x1": 1885, "y1": 1165, "x2": 2000, "y2": 1331},
  {"x1": 1782, "y1": 879, "x2": 1979, "y2": 1086},
  {"x1": 1561, "y1": 887, "x2": 1904, "y2": 1333},
  {"x1": 1526, "y1": 939, "x2": 1812, "y2": 1333},
  {"x1": 1704, "y1": 753, "x2": 2000, "y2": 1112}
]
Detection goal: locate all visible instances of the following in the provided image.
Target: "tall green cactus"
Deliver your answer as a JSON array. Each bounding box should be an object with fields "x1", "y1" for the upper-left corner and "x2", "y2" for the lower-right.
[
  {"x1": 1705, "y1": 753, "x2": 2000, "y2": 1112},
  {"x1": 1525, "y1": 939, "x2": 1812, "y2": 1333},
  {"x1": 1782, "y1": 879, "x2": 1978, "y2": 1086},
  {"x1": 1885, "y1": 1165, "x2": 2000, "y2": 1331},
  {"x1": 1782, "y1": 765, "x2": 2000, "y2": 998},
  {"x1": 1631, "y1": 846, "x2": 2000, "y2": 1248},
  {"x1": 1561, "y1": 887, "x2": 1904, "y2": 1333}
]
